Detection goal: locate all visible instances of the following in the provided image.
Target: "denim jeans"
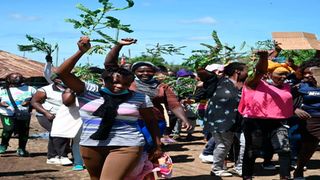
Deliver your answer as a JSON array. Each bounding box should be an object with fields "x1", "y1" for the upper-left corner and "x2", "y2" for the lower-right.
[
  {"x1": 202, "y1": 136, "x2": 215, "y2": 155},
  {"x1": 212, "y1": 131, "x2": 234, "y2": 171},
  {"x1": 72, "y1": 127, "x2": 83, "y2": 166}
]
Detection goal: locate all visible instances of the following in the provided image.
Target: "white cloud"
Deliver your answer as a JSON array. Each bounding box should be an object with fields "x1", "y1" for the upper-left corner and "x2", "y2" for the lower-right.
[
  {"x1": 179, "y1": 16, "x2": 217, "y2": 25},
  {"x1": 9, "y1": 13, "x2": 41, "y2": 21}
]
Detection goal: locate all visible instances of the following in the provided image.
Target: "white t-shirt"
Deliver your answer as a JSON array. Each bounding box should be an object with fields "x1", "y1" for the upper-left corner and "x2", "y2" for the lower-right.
[{"x1": 36, "y1": 84, "x2": 63, "y2": 116}]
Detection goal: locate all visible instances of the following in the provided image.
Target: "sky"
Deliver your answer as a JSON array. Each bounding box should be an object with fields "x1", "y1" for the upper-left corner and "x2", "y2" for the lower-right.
[{"x1": 1, "y1": 0, "x2": 320, "y2": 68}]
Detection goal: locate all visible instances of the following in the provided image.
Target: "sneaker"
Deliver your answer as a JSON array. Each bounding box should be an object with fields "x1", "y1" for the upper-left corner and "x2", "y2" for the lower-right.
[
  {"x1": 199, "y1": 153, "x2": 213, "y2": 163},
  {"x1": 228, "y1": 168, "x2": 242, "y2": 176},
  {"x1": 60, "y1": 157, "x2": 73, "y2": 165},
  {"x1": 0, "y1": 145, "x2": 7, "y2": 154},
  {"x1": 262, "y1": 162, "x2": 276, "y2": 170},
  {"x1": 47, "y1": 156, "x2": 61, "y2": 165},
  {"x1": 16, "y1": 148, "x2": 29, "y2": 157},
  {"x1": 210, "y1": 170, "x2": 233, "y2": 177},
  {"x1": 160, "y1": 137, "x2": 177, "y2": 145},
  {"x1": 72, "y1": 165, "x2": 84, "y2": 171}
]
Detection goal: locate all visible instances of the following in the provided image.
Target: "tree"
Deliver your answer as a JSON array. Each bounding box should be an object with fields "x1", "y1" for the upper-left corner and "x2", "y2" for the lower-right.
[
  {"x1": 128, "y1": 43, "x2": 186, "y2": 68},
  {"x1": 129, "y1": 43, "x2": 186, "y2": 67},
  {"x1": 73, "y1": 63, "x2": 102, "y2": 84},
  {"x1": 129, "y1": 55, "x2": 166, "y2": 67},
  {"x1": 183, "y1": 30, "x2": 248, "y2": 69},
  {"x1": 17, "y1": 34, "x2": 59, "y2": 64},
  {"x1": 145, "y1": 43, "x2": 186, "y2": 58},
  {"x1": 65, "y1": 0, "x2": 134, "y2": 55},
  {"x1": 252, "y1": 39, "x2": 317, "y2": 65}
]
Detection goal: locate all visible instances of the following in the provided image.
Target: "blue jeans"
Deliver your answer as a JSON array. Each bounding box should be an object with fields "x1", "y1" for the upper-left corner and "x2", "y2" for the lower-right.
[
  {"x1": 212, "y1": 131, "x2": 235, "y2": 171},
  {"x1": 72, "y1": 127, "x2": 83, "y2": 166},
  {"x1": 202, "y1": 136, "x2": 215, "y2": 155}
]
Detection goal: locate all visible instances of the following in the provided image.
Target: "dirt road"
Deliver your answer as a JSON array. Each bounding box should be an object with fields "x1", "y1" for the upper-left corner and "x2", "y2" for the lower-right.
[{"x1": 0, "y1": 117, "x2": 319, "y2": 180}]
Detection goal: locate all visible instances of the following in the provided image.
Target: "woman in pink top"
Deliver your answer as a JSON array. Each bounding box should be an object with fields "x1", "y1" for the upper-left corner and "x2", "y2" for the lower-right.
[{"x1": 238, "y1": 51, "x2": 293, "y2": 180}]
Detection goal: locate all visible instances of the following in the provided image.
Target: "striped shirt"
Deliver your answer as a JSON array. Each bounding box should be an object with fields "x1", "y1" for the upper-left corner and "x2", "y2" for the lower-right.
[{"x1": 78, "y1": 83, "x2": 153, "y2": 147}]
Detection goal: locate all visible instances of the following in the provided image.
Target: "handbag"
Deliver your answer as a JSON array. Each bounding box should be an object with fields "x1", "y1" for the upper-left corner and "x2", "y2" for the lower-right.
[{"x1": 6, "y1": 87, "x2": 31, "y2": 121}]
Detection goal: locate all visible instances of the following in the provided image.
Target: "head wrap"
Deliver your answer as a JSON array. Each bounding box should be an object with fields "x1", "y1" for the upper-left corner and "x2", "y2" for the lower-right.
[{"x1": 268, "y1": 60, "x2": 294, "y2": 73}]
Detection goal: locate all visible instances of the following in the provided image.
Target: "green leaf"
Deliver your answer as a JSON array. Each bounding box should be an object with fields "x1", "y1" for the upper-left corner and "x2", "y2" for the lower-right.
[
  {"x1": 76, "y1": 3, "x2": 92, "y2": 14},
  {"x1": 114, "y1": 0, "x2": 134, "y2": 10},
  {"x1": 96, "y1": 30, "x2": 117, "y2": 44}
]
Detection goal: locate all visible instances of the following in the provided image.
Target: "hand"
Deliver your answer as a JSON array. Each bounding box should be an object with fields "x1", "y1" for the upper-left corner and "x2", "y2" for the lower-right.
[
  {"x1": 254, "y1": 50, "x2": 269, "y2": 57},
  {"x1": 119, "y1": 38, "x2": 137, "y2": 46},
  {"x1": 181, "y1": 98, "x2": 195, "y2": 105},
  {"x1": 294, "y1": 108, "x2": 311, "y2": 120},
  {"x1": 274, "y1": 41, "x2": 282, "y2": 50},
  {"x1": 44, "y1": 112, "x2": 55, "y2": 121},
  {"x1": 77, "y1": 36, "x2": 91, "y2": 53},
  {"x1": 0, "y1": 101, "x2": 9, "y2": 107},
  {"x1": 181, "y1": 119, "x2": 193, "y2": 131},
  {"x1": 45, "y1": 55, "x2": 53, "y2": 63}
]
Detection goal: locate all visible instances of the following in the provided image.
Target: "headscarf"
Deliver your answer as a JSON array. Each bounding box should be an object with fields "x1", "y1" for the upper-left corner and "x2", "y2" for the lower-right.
[{"x1": 268, "y1": 60, "x2": 294, "y2": 73}]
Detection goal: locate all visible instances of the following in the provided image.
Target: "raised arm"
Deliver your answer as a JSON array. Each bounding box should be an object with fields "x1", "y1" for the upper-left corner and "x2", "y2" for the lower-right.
[
  {"x1": 104, "y1": 38, "x2": 137, "y2": 69},
  {"x1": 268, "y1": 43, "x2": 282, "y2": 60},
  {"x1": 55, "y1": 37, "x2": 91, "y2": 94},
  {"x1": 43, "y1": 61, "x2": 53, "y2": 84},
  {"x1": 245, "y1": 51, "x2": 269, "y2": 89}
]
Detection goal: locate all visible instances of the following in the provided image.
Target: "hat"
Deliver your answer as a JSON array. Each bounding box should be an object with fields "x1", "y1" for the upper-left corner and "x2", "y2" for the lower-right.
[
  {"x1": 205, "y1": 64, "x2": 224, "y2": 72},
  {"x1": 176, "y1": 69, "x2": 194, "y2": 77},
  {"x1": 131, "y1": 61, "x2": 157, "y2": 72}
]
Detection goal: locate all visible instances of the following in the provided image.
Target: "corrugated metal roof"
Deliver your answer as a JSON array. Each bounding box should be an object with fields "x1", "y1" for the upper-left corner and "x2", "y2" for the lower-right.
[{"x1": 0, "y1": 50, "x2": 45, "y2": 79}]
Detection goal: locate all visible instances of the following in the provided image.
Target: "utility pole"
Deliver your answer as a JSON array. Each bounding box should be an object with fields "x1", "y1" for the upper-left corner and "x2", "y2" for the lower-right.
[{"x1": 55, "y1": 45, "x2": 59, "y2": 67}]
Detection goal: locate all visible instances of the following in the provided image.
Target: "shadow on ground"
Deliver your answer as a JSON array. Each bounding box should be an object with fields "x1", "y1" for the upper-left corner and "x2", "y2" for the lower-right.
[
  {"x1": 163, "y1": 142, "x2": 205, "y2": 152},
  {"x1": 0, "y1": 169, "x2": 59, "y2": 177},
  {"x1": 171, "y1": 175, "x2": 220, "y2": 180},
  {"x1": 170, "y1": 154, "x2": 195, "y2": 163}
]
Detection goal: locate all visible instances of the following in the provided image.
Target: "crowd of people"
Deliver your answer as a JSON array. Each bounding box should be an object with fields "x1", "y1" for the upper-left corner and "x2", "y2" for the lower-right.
[{"x1": 0, "y1": 36, "x2": 319, "y2": 180}]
